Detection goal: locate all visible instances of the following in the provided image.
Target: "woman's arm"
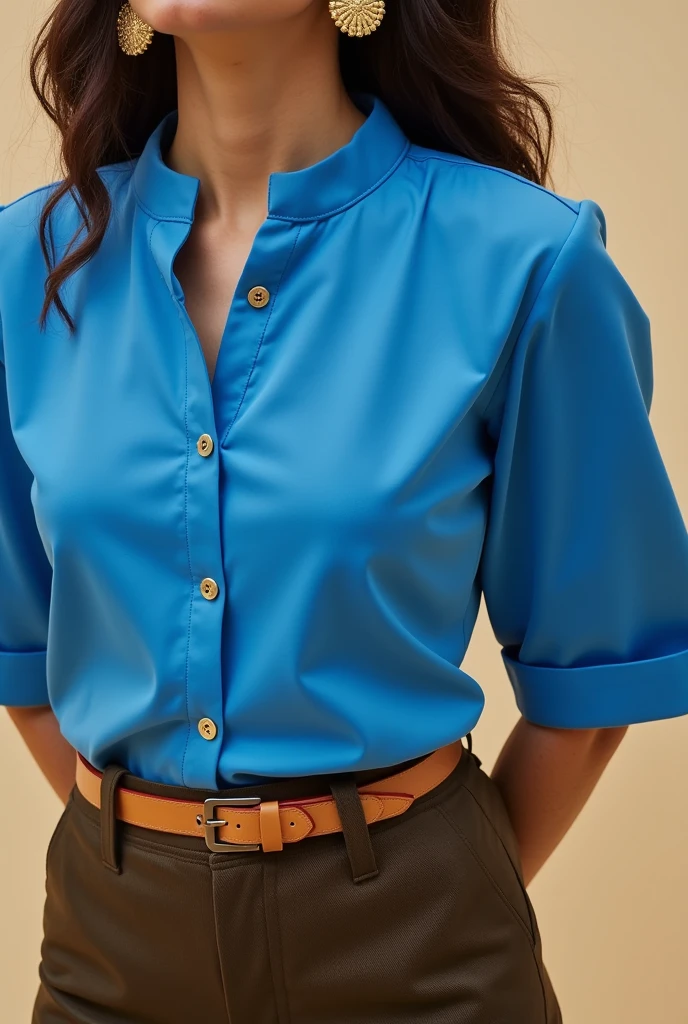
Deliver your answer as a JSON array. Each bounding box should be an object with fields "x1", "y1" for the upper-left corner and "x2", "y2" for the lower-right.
[
  {"x1": 490, "y1": 717, "x2": 628, "y2": 888},
  {"x1": 6, "y1": 705, "x2": 76, "y2": 804}
]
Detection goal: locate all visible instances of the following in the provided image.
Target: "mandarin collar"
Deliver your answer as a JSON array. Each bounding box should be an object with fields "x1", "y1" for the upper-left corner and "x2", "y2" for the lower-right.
[{"x1": 132, "y1": 92, "x2": 410, "y2": 224}]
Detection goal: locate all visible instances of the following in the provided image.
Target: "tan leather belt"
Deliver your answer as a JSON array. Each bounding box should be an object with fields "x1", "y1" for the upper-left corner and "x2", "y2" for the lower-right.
[{"x1": 75, "y1": 739, "x2": 463, "y2": 853}]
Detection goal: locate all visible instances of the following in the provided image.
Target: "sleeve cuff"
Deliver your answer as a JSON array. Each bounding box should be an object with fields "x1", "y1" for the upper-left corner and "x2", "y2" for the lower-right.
[
  {"x1": 501, "y1": 644, "x2": 688, "y2": 728},
  {"x1": 0, "y1": 649, "x2": 50, "y2": 707}
]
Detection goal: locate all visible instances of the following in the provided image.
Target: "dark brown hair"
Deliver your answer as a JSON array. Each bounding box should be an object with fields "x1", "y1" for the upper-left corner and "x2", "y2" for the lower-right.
[{"x1": 30, "y1": 0, "x2": 556, "y2": 331}]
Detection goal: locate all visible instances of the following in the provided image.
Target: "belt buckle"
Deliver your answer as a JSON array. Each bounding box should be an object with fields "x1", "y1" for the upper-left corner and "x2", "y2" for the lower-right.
[{"x1": 202, "y1": 796, "x2": 262, "y2": 852}]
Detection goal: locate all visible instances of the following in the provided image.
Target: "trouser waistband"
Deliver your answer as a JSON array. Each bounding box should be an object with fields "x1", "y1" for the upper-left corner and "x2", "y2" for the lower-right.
[{"x1": 92, "y1": 733, "x2": 476, "y2": 882}]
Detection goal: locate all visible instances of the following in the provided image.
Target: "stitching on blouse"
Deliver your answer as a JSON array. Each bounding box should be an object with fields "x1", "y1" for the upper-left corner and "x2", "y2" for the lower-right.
[
  {"x1": 133, "y1": 177, "x2": 193, "y2": 225},
  {"x1": 267, "y1": 139, "x2": 411, "y2": 223},
  {"x1": 220, "y1": 223, "x2": 303, "y2": 447},
  {"x1": 0, "y1": 165, "x2": 136, "y2": 218},
  {"x1": 132, "y1": 140, "x2": 409, "y2": 223},
  {"x1": 179, "y1": 276, "x2": 194, "y2": 788},
  {"x1": 132, "y1": 162, "x2": 195, "y2": 224},
  {"x1": 405, "y1": 149, "x2": 581, "y2": 425},
  {"x1": 478, "y1": 203, "x2": 582, "y2": 424},
  {"x1": 406, "y1": 150, "x2": 580, "y2": 215},
  {"x1": 148, "y1": 219, "x2": 195, "y2": 784},
  {"x1": 137, "y1": 205, "x2": 193, "y2": 226},
  {"x1": 0, "y1": 179, "x2": 63, "y2": 214}
]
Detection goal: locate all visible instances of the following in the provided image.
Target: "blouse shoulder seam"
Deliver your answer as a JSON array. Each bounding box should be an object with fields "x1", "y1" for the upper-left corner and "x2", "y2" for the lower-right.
[
  {"x1": 406, "y1": 150, "x2": 580, "y2": 215},
  {"x1": 0, "y1": 179, "x2": 62, "y2": 215},
  {"x1": 479, "y1": 202, "x2": 583, "y2": 422},
  {"x1": 0, "y1": 166, "x2": 133, "y2": 219}
]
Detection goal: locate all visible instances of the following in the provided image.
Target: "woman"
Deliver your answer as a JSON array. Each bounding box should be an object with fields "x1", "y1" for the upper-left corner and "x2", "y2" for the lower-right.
[{"x1": 3, "y1": 0, "x2": 688, "y2": 1020}]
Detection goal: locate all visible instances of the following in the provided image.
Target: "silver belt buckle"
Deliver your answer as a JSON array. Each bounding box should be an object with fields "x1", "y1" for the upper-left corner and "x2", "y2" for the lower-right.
[{"x1": 201, "y1": 796, "x2": 262, "y2": 852}]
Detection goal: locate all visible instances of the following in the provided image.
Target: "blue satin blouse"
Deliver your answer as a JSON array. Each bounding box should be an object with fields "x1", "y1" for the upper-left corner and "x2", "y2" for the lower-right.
[{"x1": 2, "y1": 91, "x2": 688, "y2": 788}]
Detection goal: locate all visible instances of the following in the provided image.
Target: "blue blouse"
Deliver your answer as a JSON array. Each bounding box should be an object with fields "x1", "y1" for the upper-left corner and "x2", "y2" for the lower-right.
[{"x1": 2, "y1": 91, "x2": 688, "y2": 789}]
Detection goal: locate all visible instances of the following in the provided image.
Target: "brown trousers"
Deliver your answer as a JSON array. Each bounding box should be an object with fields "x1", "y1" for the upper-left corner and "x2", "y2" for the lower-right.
[{"x1": 33, "y1": 738, "x2": 563, "y2": 1023}]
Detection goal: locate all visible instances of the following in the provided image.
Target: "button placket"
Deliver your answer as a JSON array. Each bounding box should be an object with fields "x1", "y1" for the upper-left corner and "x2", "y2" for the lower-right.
[
  {"x1": 184, "y1": 466, "x2": 225, "y2": 784},
  {"x1": 182, "y1": 419, "x2": 226, "y2": 784},
  {"x1": 176, "y1": 285, "x2": 227, "y2": 787},
  {"x1": 149, "y1": 218, "x2": 227, "y2": 788},
  {"x1": 157, "y1": 217, "x2": 303, "y2": 788},
  {"x1": 209, "y1": 219, "x2": 302, "y2": 444}
]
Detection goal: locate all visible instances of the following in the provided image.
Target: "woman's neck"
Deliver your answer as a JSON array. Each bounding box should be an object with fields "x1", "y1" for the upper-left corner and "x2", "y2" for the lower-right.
[{"x1": 165, "y1": 14, "x2": 366, "y2": 228}]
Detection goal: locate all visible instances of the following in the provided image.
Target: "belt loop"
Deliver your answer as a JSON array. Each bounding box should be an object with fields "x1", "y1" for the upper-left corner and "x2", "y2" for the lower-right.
[
  {"x1": 329, "y1": 776, "x2": 379, "y2": 883},
  {"x1": 100, "y1": 764, "x2": 128, "y2": 874}
]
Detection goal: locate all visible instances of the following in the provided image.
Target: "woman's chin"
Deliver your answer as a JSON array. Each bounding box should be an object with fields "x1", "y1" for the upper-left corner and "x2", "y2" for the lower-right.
[{"x1": 133, "y1": 0, "x2": 317, "y2": 37}]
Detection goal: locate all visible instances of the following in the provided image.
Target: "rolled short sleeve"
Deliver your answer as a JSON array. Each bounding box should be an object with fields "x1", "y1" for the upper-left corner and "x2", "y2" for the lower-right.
[
  {"x1": 479, "y1": 198, "x2": 688, "y2": 728},
  {"x1": 0, "y1": 340, "x2": 53, "y2": 707}
]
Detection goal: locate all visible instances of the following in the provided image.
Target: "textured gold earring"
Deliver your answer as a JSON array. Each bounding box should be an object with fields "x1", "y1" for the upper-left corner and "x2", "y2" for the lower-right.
[
  {"x1": 117, "y1": 2, "x2": 155, "y2": 56},
  {"x1": 329, "y1": 0, "x2": 386, "y2": 37}
]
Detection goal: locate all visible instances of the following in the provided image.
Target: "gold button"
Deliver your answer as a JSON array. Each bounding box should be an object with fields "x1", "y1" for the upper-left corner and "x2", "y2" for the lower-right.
[
  {"x1": 198, "y1": 717, "x2": 218, "y2": 741},
  {"x1": 200, "y1": 577, "x2": 219, "y2": 600},
  {"x1": 248, "y1": 286, "x2": 270, "y2": 309},
  {"x1": 197, "y1": 434, "x2": 214, "y2": 457}
]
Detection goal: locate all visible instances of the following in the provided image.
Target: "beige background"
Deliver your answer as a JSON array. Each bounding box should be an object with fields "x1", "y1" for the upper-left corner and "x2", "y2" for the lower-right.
[{"x1": 1, "y1": 0, "x2": 687, "y2": 1020}]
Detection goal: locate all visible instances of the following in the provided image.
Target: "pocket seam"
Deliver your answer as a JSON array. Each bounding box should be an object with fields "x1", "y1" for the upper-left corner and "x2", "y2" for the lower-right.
[
  {"x1": 434, "y1": 802, "x2": 536, "y2": 948},
  {"x1": 457, "y1": 778, "x2": 557, "y2": 1021},
  {"x1": 45, "y1": 787, "x2": 75, "y2": 871},
  {"x1": 458, "y1": 781, "x2": 539, "y2": 943}
]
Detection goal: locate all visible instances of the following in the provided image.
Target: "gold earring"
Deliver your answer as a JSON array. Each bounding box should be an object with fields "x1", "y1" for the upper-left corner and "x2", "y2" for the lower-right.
[
  {"x1": 117, "y1": 2, "x2": 155, "y2": 56},
  {"x1": 329, "y1": 0, "x2": 386, "y2": 37}
]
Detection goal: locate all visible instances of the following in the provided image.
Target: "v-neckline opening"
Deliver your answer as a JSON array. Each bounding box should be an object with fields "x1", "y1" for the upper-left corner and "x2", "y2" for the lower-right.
[{"x1": 167, "y1": 212, "x2": 274, "y2": 417}]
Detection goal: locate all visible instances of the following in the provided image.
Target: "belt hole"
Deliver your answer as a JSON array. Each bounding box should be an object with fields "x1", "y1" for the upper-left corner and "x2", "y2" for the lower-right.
[{"x1": 196, "y1": 814, "x2": 202, "y2": 826}]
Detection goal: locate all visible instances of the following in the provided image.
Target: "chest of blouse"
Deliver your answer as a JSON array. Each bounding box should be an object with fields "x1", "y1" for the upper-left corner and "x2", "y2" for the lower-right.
[
  {"x1": 3, "y1": 93, "x2": 686, "y2": 789},
  {"x1": 6, "y1": 149, "x2": 566, "y2": 580}
]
